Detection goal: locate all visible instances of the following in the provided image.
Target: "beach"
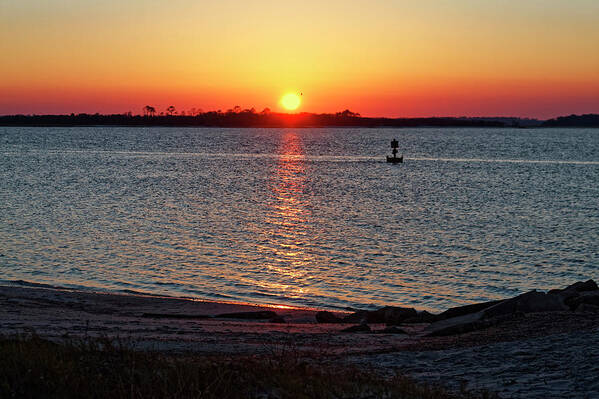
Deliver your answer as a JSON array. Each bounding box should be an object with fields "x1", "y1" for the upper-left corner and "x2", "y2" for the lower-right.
[{"x1": 3, "y1": 282, "x2": 599, "y2": 398}]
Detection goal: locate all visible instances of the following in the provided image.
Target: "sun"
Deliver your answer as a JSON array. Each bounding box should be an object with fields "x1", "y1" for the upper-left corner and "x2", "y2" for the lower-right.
[{"x1": 281, "y1": 93, "x2": 301, "y2": 111}]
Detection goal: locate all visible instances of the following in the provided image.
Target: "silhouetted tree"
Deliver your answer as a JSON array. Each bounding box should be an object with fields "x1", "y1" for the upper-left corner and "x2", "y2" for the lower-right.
[
  {"x1": 336, "y1": 109, "x2": 360, "y2": 117},
  {"x1": 166, "y1": 105, "x2": 176, "y2": 116},
  {"x1": 143, "y1": 105, "x2": 156, "y2": 117}
]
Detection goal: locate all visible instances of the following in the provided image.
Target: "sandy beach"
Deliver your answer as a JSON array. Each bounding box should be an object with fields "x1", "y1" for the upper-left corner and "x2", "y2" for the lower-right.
[{"x1": 2, "y1": 282, "x2": 599, "y2": 398}]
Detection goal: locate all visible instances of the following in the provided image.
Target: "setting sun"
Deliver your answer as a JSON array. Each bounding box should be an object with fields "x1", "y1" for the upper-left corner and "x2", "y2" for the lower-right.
[{"x1": 281, "y1": 93, "x2": 301, "y2": 111}]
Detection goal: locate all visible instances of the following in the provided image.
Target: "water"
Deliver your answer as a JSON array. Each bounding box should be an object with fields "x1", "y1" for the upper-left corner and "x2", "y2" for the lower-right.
[{"x1": 1, "y1": 127, "x2": 598, "y2": 312}]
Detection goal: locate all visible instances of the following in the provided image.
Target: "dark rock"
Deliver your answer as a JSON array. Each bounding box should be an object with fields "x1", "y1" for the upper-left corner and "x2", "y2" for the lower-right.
[
  {"x1": 426, "y1": 312, "x2": 525, "y2": 337},
  {"x1": 435, "y1": 300, "x2": 501, "y2": 321},
  {"x1": 549, "y1": 280, "x2": 599, "y2": 309},
  {"x1": 379, "y1": 326, "x2": 408, "y2": 334},
  {"x1": 425, "y1": 312, "x2": 485, "y2": 337},
  {"x1": 482, "y1": 290, "x2": 568, "y2": 319},
  {"x1": 562, "y1": 279, "x2": 598, "y2": 293},
  {"x1": 215, "y1": 311, "x2": 277, "y2": 319},
  {"x1": 426, "y1": 281, "x2": 597, "y2": 337},
  {"x1": 341, "y1": 324, "x2": 371, "y2": 333},
  {"x1": 342, "y1": 310, "x2": 369, "y2": 324},
  {"x1": 428, "y1": 320, "x2": 491, "y2": 337},
  {"x1": 315, "y1": 311, "x2": 342, "y2": 323},
  {"x1": 564, "y1": 295, "x2": 582, "y2": 310},
  {"x1": 341, "y1": 306, "x2": 417, "y2": 325},
  {"x1": 568, "y1": 291, "x2": 599, "y2": 309},
  {"x1": 369, "y1": 306, "x2": 417, "y2": 325},
  {"x1": 403, "y1": 310, "x2": 438, "y2": 324}
]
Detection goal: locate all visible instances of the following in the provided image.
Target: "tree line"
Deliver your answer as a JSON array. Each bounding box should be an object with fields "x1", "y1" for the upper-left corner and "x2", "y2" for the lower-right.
[{"x1": 0, "y1": 108, "x2": 511, "y2": 128}]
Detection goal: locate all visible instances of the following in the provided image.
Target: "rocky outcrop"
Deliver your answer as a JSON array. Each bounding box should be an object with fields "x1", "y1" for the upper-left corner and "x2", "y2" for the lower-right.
[
  {"x1": 568, "y1": 291, "x2": 599, "y2": 309},
  {"x1": 328, "y1": 280, "x2": 598, "y2": 336},
  {"x1": 342, "y1": 306, "x2": 417, "y2": 325},
  {"x1": 426, "y1": 311, "x2": 487, "y2": 337},
  {"x1": 548, "y1": 279, "x2": 599, "y2": 310},
  {"x1": 368, "y1": 306, "x2": 418, "y2": 325},
  {"x1": 341, "y1": 310, "x2": 370, "y2": 324},
  {"x1": 550, "y1": 279, "x2": 598, "y2": 295},
  {"x1": 481, "y1": 290, "x2": 568, "y2": 319},
  {"x1": 403, "y1": 310, "x2": 438, "y2": 324},
  {"x1": 434, "y1": 300, "x2": 501, "y2": 321},
  {"x1": 315, "y1": 311, "x2": 342, "y2": 323},
  {"x1": 426, "y1": 280, "x2": 598, "y2": 337}
]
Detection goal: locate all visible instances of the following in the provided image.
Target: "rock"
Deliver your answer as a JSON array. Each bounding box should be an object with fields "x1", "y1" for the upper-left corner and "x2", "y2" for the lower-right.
[
  {"x1": 342, "y1": 310, "x2": 369, "y2": 324},
  {"x1": 379, "y1": 326, "x2": 408, "y2": 334},
  {"x1": 341, "y1": 324, "x2": 371, "y2": 333},
  {"x1": 425, "y1": 311, "x2": 486, "y2": 337},
  {"x1": 482, "y1": 290, "x2": 568, "y2": 319},
  {"x1": 562, "y1": 279, "x2": 598, "y2": 293},
  {"x1": 549, "y1": 280, "x2": 599, "y2": 310},
  {"x1": 369, "y1": 306, "x2": 418, "y2": 325},
  {"x1": 568, "y1": 291, "x2": 599, "y2": 309},
  {"x1": 403, "y1": 310, "x2": 438, "y2": 324},
  {"x1": 341, "y1": 306, "x2": 417, "y2": 325},
  {"x1": 435, "y1": 300, "x2": 501, "y2": 321},
  {"x1": 315, "y1": 311, "x2": 342, "y2": 323},
  {"x1": 427, "y1": 281, "x2": 597, "y2": 337},
  {"x1": 215, "y1": 311, "x2": 277, "y2": 319}
]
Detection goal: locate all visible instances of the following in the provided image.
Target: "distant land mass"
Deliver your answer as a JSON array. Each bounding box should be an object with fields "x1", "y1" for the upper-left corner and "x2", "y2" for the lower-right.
[
  {"x1": 542, "y1": 114, "x2": 599, "y2": 127},
  {"x1": 1, "y1": 110, "x2": 598, "y2": 128}
]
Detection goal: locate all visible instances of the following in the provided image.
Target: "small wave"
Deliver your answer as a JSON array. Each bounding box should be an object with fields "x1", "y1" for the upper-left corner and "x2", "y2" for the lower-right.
[
  {"x1": 409, "y1": 157, "x2": 599, "y2": 165},
  {"x1": 2, "y1": 279, "x2": 67, "y2": 290},
  {"x1": 2, "y1": 149, "x2": 597, "y2": 165}
]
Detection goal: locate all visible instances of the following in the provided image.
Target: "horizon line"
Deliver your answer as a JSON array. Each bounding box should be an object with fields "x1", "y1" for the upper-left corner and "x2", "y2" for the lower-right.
[{"x1": 2, "y1": 110, "x2": 598, "y2": 121}]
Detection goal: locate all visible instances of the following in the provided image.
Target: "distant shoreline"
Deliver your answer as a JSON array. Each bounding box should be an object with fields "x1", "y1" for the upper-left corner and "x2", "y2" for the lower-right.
[{"x1": 1, "y1": 112, "x2": 597, "y2": 128}]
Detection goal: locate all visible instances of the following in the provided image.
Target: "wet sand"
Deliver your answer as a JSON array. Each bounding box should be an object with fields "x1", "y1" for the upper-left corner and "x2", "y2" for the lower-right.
[{"x1": 2, "y1": 284, "x2": 599, "y2": 398}]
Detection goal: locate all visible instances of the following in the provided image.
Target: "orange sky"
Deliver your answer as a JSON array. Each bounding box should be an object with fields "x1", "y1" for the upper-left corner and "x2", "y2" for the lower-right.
[{"x1": 1, "y1": 0, "x2": 598, "y2": 118}]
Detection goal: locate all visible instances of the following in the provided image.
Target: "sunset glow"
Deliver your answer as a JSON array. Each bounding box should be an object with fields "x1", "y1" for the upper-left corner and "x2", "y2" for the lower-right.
[{"x1": 1, "y1": 1, "x2": 598, "y2": 118}]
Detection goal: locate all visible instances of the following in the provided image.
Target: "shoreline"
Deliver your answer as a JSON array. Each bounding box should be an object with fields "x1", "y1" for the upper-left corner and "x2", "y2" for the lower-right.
[
  {"x1": 3, "y1": 278, "x2": 326, "y2": 310},
  {"x1": 3, "y1": 281, "x2": 599, "y2": 397},
  {"x1": 3, "y1": 281, "x2": 599, "y2": 351},
  {"x1": 2, "y1": 278, "x2": 352, "y2": 314}
]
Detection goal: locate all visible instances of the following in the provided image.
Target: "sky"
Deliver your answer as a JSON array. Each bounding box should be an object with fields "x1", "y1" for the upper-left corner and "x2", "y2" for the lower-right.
[{"x1": 1, "y1": 0, "x2": 598, "y2": 118}]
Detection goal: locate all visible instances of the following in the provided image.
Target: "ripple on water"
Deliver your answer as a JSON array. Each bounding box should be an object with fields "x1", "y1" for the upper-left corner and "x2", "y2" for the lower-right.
[{"x1": 0, "y1": 127, "x2": 598, "y2": 311}]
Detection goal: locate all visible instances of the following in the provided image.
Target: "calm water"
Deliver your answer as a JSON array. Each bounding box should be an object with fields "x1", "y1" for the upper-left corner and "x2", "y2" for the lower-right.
[{"x1": 1, "y1": 127, "x2": 598, "y2": 312}]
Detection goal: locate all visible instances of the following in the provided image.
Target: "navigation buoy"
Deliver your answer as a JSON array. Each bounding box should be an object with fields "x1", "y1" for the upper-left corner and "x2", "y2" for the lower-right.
[{"x1": 386, "y1": 138, "x2": 403, "y2": 163}]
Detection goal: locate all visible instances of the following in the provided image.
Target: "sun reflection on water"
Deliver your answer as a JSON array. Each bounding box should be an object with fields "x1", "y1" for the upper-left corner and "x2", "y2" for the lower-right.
[{"x1": 258, "y1": 130, "x2": 314, "y2": 299}]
